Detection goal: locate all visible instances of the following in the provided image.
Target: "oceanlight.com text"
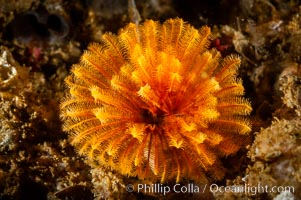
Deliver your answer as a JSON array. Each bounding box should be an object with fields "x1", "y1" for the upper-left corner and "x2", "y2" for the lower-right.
[{"x1": 209, "y1": 183, "x2": 295, "y2": 196}]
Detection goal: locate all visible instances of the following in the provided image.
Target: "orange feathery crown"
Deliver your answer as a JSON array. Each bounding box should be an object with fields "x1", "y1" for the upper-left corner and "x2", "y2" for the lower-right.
[{"x1": 60, "y1": 18, "x2": 252, "y2": 183}]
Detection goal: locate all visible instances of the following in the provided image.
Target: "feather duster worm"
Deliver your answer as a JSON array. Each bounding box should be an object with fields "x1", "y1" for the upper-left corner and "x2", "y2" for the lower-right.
[{"x1": 60, "y1": 18, "x2": 252, "y2": 183}]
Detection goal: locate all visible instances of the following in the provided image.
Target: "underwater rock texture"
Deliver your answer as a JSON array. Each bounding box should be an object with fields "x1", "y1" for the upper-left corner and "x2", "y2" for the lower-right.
[{"x1": 247, "y1": 118, "x2": 301, "y2": 199}]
